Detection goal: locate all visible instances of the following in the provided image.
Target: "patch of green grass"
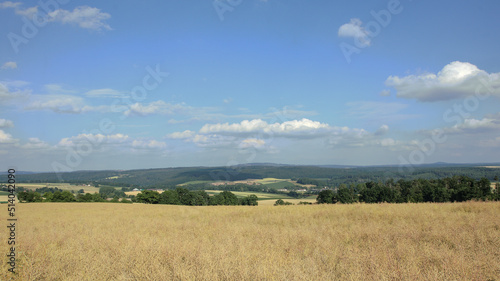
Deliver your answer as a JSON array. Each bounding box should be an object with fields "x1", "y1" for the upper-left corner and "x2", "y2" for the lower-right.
[{"x1": 0, "y1": 191, "x2": 10, "y2": 195}]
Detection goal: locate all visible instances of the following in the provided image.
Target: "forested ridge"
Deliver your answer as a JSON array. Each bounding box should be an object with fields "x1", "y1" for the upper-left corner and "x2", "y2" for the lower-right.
[{"x1": 9, "y1": 164, "x2": 500, "y2": 189}]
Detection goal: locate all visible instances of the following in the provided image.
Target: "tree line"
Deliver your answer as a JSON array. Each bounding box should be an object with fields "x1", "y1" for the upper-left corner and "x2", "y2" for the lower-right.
[
  {"x1": 317, "y1": 176, "x2": 499, "y2": 204},
  {"x1": 136, "y1": 188, "x2": 258, "y2": 206},
  {"x1": 16, "y1": 186, "x2": 132, "y2": 203}
]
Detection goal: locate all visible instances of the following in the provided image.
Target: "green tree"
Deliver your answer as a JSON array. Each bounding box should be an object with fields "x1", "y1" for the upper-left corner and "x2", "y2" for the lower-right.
[
  {"x1": 337, "y1": 185, "x2": 355, "y2": 204},
  {"x1": 99, "y1": 186, "x2": 116, "y2": 199},
  {"x1": 221, "y1": 191, "x2": 239, "y2": 205},
  {"x1": 136, "y1": 190, "x2": 160, "y2": 204},
  {"x1": 159, "y1": 190, "x2": 181, "y2": 205},
  {"x1": 274, "y1": 199, "x2": 293, "y2": 206},
  {"x1": 239, "y1": 195, "x2": 258, "y2": 206},
  {"x1": 317, "y1": 190, "x2": 336, "y2": 204}
]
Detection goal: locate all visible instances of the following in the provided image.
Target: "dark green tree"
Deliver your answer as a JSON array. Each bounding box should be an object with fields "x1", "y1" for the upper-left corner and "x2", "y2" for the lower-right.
[
  {"x1": 317, "y1": 190, "x2": 336, "y2": 204},
  {"x1": 136, "y1": 190, "x2": 160, "y2": 204}
]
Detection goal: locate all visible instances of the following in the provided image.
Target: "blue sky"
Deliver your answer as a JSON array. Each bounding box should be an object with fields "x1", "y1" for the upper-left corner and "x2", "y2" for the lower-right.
[{"x1": 1, "y1": 0, "x2": 500, "y2": 172}]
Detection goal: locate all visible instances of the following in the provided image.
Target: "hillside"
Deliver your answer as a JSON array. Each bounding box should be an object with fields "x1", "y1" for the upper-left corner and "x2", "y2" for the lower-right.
[{"x1": 9, "y1": 164, "x2": 500, "y2": 188}]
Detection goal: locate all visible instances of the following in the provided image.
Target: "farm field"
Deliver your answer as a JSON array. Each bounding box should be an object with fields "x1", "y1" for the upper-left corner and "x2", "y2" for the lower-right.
[
  {"x1": 1, "y1": 202, "x2": 499, "y2": 280},
  {"x1": 0, "y1": 191, "x2": 10, "y2": 203},
  {"x1": 14, "y1": 183, "x2": 101, "y2": 193}
]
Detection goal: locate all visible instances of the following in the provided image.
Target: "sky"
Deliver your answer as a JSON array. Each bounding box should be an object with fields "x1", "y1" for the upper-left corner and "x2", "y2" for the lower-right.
[{"x1": 1, "y1": 0, "x2": 500, "y2": 173}]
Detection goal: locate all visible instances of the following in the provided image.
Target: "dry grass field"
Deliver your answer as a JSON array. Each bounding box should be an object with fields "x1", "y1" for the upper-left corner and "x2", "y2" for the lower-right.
[
  {"x1": 15, "y1": 183, "x2": 100, "y2": 194},
  {"x1": 1, "y1": 202, "x2": 499, "y2": 280}
]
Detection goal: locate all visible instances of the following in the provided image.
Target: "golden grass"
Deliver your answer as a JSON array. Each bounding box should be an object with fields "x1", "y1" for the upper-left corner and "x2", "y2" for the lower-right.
[
  {"x1": 257, "y1": 198, "x2": 317, "y2": 206},
  {"x1": 16, "y1": 183, "x2": 100, "y2": 194},
  {"x1": 1, "y1": 202, "x2": 499, "y2": 280}
]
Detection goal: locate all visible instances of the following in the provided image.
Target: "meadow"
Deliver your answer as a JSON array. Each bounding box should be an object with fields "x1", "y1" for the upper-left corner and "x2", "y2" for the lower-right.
[{"x1": 1, "y1": 202, "x2": 499, "y2": 280}]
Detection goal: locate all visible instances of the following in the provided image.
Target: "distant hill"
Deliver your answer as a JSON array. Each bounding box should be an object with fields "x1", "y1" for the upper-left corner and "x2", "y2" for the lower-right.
[{"x1": 6, "y1": 163, "x2": 500, "y2": 188}]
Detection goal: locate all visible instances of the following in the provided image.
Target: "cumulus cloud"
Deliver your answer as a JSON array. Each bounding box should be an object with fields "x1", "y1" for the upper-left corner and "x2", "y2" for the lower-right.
[
  {"x1": 24, "y1": 94, "x2": 88, "y2": 114},
  {"x1": 1, "y1": 3, "x2": 112, "y2": 31},
  {"x1": 375, "y1": 124, "x2": 389, "y2": 136},
  {"x1": 0, "y1": 119, "x2": 14, "y2": 128},
  {"x1": 0, "y1": 1, "x2": 21, "y2": 8},
  {"x1": 0, "y1": 130, "x2": 16, "y2": 144},
  {"x1": 442, "y1": 116, "x2": 500, "y2": 135},
  {"x1": 21, "y1": 138, "x2": 50, "y2": 149},
  {"x1": 386, "y1": 61, "x2": 500, "y2": 102},
  {"x1": 338, "y1": 18, "x2": 371, "y2": 47},
  {"x1": 239, "y1": 138, "x2": 266, "y2": 149},
  {"x1": 48, "y1": 6, "x2": 112, "y2": 31},
  {"x1": 1, "y1": 61, "x2": 17, "y2": 69},
  {"x1": 132, "y1": 140, "x2": 167, "y2": 149},
  {"x1": 168, "y1": 118, "x2": 396, "y2": 151},
  {"x1": 199, "y1": 118, "x2": 330, "y2": 137},
  {"x1": 124, "y1": 101, "x2": 194, "y2": 116},
  {"x1": 166, "y1": 130, "x2": 196, "y2": 139},
  {"x1": 0, "y1": 81, "x2": 30, "y2": 104}
]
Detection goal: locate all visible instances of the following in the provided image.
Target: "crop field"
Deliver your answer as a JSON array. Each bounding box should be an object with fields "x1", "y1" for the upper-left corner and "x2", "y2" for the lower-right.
[
  {"x1": 257, "y1": 198, "x2": 317, "y2": 206},
  {"x1": 1, "y1": 202, "x2": 499, "y2": 280},
  {"x1": 14, "y1": 183, "x2": 100, "y2": 193}
]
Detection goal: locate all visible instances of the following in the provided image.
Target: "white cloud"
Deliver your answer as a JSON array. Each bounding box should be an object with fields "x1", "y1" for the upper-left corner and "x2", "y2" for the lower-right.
[
  {"x1": 239, "y1": 138, "x2": 266, "y2": 149},
  {"x1": 1, "y1": 61, "x2": 17, "y2": 69},
  {"x1": 338, "y1": 18, "x2": 371, "y2": 47},
  {"x1": 170, "y1": 118, "x2": 395, "y2": 150},
  {"x1": 0, "y1": 119, "x2": 14, "y2": 128},
  {"x1": 191, "y1": 134, "x2": 236, "y2": 148},
  {"x1": 386, "y1": 61, "x2": 500, "y2": 101},
  {"x1": 48, "y1": 6, "x2": 112, "y2": 31},
  {"x1": 21, "y1": 138, "x2": 50, "y2": 149},
  {"x1": 375, "y1": 124, "x2": 389, "y2": 136},
  {"x1": 0, "y1": 1, "x2": 21, "y2": 8},
  {"x1": 379, "y1": 138, "x2": 398, "y2": 147},
  {"x1": 199, "y1": 118, "x2": 330, "y2": 137},
  {"x1": 58, "y1": 133, "x2": 129, "y2": 147},
  {"x1": 15, "y1": 5, "x2": 37, "y2": 17},
  {"x1": 0, "y1": 130, "x2": 16, "y2": 144},
  {"x1": 166, "y1": 130, "x2": 196, "y2": 139},
  {"x1": 124, "y1": 100, "x2": 194, "y2": 116},
  {"x1": 2, "y1": 3, "x2": 111, "y2": 31},
  {"x1": 85, "y1": 88, "x2": 124, "y2": 98},
  {"x1": 446, "y1": 117, "x2": 500, "y2": 134},
  {"x1": 24, "y1": 94, "x2": 87, "y2": 114},
  {"x1": 132, "y1": 140, "x2": 167, "y2": 149},
  {"x1": 0, "y1": 82, "x2": 30, "y2": 104}
]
